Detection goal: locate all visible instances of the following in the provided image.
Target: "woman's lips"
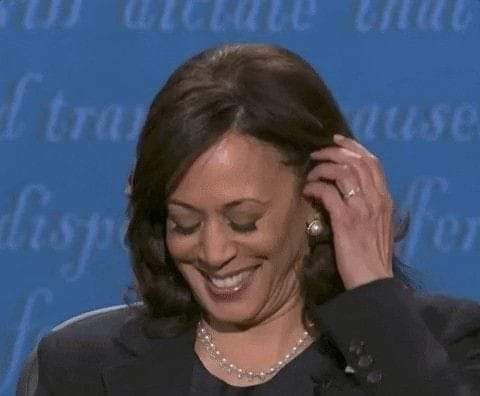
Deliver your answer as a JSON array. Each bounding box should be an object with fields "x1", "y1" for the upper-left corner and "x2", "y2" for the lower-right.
[{"x1": 202, "y1": 267, "x2": 258, "y2": 301}]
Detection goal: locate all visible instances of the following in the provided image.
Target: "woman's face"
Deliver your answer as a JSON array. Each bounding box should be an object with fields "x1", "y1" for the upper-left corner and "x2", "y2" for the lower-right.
[{"x1": 165, "y1": 131, "x2": 316, "y2": 327}]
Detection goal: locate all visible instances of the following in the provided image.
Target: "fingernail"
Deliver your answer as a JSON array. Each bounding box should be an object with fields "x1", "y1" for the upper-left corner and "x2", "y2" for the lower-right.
[
  {"x1": 341, "y1": 148, "x2": 362, "y2": 158},
  {"x1": 333, "y1": 134, "x2": 345, "y2": 142}
]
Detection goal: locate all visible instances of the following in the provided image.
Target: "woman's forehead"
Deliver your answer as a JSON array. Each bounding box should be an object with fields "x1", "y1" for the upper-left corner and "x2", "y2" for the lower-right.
[
  {"x1": 169, "y1": 132, "x2": 297, "y2": 203},
  {"x1": 203, "y1": 131, "x2": 284, "y2": 166}
]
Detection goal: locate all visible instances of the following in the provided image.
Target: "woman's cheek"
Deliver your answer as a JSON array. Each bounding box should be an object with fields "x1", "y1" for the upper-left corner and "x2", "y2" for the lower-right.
[
  {"x1": 255, "y1": 229, "x2": 285, "y2": 257},
  {"x1": 166, "y1": 234, "x2": 195, "y2": 262}
]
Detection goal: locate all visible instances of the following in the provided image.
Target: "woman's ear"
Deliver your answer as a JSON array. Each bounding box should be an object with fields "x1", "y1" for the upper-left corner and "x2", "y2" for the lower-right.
[{"x1": 302, "y1": 194, "x2": 324, "y2": 224}]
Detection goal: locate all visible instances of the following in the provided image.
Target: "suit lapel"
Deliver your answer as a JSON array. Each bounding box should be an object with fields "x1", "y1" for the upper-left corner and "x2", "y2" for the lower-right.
[{"x1": 102, "y1": 311, "x2": 196, "y2": 395}]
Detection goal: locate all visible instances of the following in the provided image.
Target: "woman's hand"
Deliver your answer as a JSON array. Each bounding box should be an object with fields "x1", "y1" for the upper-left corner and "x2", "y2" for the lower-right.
[{"x1": 302, "y1": 134, "x2": 394, "y2": 290}]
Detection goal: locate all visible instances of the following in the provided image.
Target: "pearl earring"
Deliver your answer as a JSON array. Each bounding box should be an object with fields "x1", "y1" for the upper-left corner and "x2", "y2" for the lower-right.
[{"x1": 306, "y1": 217, "x2": 324, "y2": 237}]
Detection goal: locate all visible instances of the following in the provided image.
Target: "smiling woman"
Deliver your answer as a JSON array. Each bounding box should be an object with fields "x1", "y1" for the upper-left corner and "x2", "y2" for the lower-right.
[
  {"x1": 123, "y1": 42, "x2": 415, "y2": 344},
  {"x1": 164, "y1": 131, "x2": 314, "y2": 332},
  {"x1": 17, "y1": 43, "x2": 480, "y2": 395}
]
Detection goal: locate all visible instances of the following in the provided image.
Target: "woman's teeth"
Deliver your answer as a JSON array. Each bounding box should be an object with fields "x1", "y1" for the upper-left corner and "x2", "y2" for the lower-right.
[{"x1": 208, "y1": 270, "x2": 253, "y2": 289}]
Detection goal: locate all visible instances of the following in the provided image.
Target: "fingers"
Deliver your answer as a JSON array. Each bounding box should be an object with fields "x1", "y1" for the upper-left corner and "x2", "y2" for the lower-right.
[
  {"x1": 309, "y1": 146, "x2": 374, "y2": 199},
  {"x1": 332, "y1": 134, "x2": 387, "y2": 193},
  {"x1": 303, "y1": 179, "x2": 347, "y2": 224},
  {"x1": 310, "y1": 135, "x2": 389, "y2": 201},
  {"x1": 306, "y1": 162, "x2": 361, "y2": 199}
]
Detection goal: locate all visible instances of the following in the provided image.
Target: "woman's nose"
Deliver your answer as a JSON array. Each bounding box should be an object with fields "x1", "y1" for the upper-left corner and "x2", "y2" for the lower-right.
[{"x1": 197, "y1": 221, "x2": 236, "y2": 269}]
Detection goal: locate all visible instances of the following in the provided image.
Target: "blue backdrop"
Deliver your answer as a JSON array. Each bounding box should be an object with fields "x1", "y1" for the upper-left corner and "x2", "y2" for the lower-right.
[{"x1": 1, "y1": 1, "x2": 479, "y2": 394}]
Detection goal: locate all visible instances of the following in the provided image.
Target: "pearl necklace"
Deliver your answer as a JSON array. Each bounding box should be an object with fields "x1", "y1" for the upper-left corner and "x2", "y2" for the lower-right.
[{"x1": 196, "y1": 321, "x2": 315, "y2": 383}]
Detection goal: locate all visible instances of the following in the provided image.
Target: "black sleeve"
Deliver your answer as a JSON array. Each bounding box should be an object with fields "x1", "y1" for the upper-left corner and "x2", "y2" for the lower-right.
[
  {"x1": 314, "y1": 277, "x2": 480, "y2": 396},
  {"x1": 16, "y1": 338, "x2": 55, "y2": 396}
]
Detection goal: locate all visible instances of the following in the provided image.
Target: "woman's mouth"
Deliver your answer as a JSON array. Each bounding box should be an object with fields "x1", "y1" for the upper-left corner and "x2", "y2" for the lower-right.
[
  {"x1": 209, "y1": 269, "x2": 253, "y2": 288},
  {"x1": 202, "y1": 267, "x2": 258, "y2": 301}
]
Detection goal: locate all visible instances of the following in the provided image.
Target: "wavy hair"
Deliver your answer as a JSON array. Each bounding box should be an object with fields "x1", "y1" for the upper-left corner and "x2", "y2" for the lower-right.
[{"x1": 124, "y1": 42, "x2": 423, "y2": 338}]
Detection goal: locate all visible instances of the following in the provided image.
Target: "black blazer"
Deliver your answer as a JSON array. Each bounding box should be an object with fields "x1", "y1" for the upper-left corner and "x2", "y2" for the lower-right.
[{"x1": 16, "y1": 278, "x2": 480, "y2": 395}]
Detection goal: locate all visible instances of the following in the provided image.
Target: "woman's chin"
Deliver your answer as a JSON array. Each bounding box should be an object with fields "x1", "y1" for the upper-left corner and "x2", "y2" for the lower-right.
[
  {"x1": 203, "y1": 308, "x2": 262, "y2": 329},
  {"x1": 200, "y1": 292, "x2": 264, "y2": 326}
]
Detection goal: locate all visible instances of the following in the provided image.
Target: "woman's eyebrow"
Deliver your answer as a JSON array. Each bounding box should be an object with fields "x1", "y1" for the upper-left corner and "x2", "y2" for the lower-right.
[{"x1": 167, "y1": 198, "x2": 270, "y2": 213}]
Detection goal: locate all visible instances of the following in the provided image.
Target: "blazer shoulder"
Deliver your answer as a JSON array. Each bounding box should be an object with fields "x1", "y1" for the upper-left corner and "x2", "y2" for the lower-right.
[
  {"x1": 17, "y1": 304, "x2": 146, "y2": 395},
  {"x1": 41, "y1": 303, "x2": 144, "y2": 359},
  {"x1": 49, "y1": 303, "x2": 140, "y2": 337}
]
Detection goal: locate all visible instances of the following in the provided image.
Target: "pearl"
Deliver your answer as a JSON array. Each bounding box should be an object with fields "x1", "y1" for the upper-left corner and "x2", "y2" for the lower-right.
[{"x1": 307, "y1": 219, "x2": 324, "y2": 236}]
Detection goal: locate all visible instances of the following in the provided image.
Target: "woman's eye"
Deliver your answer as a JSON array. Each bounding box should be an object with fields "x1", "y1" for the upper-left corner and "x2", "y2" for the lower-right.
[
  {"x1": 171, "y1": 223, "x2": 199, "y2": 235},
  {"x1": 169, "y1": 221, "x2": 257, "y2": 235},
  {"x1": 230, "y1": 221, "x2": 257, "y2": 233}
]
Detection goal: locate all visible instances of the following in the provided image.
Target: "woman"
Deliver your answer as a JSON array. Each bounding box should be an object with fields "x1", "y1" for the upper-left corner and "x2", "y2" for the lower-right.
[{"x1": 17, "y1": 43, "x2": 480, "y2": 395}]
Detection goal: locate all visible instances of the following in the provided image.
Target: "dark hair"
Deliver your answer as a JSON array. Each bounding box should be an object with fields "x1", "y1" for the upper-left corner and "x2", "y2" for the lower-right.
[{"x1": 124, "y1": 42, "x2": 423, "y2": 338}]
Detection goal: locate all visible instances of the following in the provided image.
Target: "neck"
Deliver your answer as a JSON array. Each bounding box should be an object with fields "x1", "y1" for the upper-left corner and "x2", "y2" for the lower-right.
[{"x1": 196, "y1": 293, "x2": 314, "y2": 374}]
